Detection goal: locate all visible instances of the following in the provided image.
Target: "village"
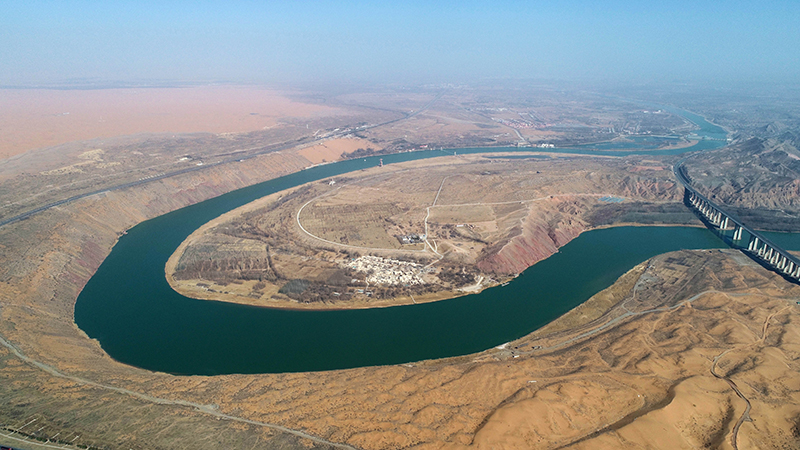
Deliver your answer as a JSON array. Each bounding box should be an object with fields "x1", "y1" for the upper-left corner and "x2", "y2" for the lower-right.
[{"x1": 346, "y1": 255, "x2": 427, "y2": 286}]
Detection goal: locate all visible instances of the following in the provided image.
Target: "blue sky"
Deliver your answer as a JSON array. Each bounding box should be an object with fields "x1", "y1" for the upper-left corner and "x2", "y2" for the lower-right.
[{"x1": 2, "y1": 1, "x2": 799, "y2": 85}]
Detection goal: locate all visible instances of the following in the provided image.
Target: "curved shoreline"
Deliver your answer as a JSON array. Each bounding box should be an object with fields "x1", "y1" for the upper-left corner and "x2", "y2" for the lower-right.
[
  {"x1": 74, "y1": 103, "x2": 735, "y2": 374},
  {"x1": 165, "y1": 223, "x2": 699, "y2": 312},
  {"x1": 156, "y1": 104, "x2": 730, "y2": 314},
  {"x1": 82, "y1": 221, "x2": 732, "y2": 375},
  {"x1": 0, "y1": 105, "x2": 726, "y2": 230}
]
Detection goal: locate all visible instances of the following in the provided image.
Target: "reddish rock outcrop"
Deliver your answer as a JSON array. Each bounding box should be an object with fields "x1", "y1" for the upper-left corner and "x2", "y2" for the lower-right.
[{"x1": 477, "y1": 201, "x2": 586, "y2": 275}]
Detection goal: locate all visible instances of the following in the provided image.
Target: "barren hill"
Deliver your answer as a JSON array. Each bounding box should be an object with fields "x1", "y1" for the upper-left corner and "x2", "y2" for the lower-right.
[{"x1": 682, "y1": 138, "x2": 800, "y2": 231}]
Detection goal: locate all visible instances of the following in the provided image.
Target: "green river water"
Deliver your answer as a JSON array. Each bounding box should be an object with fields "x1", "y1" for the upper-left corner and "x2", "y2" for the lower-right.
[{"x1": 73, "y1": 108, "x2": 796, "y2": 375}]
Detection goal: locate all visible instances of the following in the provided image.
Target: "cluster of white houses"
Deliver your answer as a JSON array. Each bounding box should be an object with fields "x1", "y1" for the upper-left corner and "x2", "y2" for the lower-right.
[{"x1": 347, "y1": 255, "x2": 425, "y2": 286}]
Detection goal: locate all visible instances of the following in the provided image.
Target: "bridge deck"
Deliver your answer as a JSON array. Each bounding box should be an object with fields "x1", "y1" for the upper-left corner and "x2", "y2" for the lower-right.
[{"x1": 674, "y1": 162, "x2": 800, "y2": 279}]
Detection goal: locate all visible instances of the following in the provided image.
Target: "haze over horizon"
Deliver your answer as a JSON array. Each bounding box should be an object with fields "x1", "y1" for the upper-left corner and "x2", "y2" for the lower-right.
[{"x1": 2, "y1": 0, "x2": 799, "y2": 87}]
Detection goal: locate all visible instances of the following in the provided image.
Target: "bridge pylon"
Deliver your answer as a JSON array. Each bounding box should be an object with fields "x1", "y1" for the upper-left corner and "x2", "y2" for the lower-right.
[{"x1": 677, "y1": 161, "x2": 800, "y2": 284}]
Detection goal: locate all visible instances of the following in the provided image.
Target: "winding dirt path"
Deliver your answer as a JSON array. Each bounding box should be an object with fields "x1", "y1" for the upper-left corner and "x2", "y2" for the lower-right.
[
  {"x1": 710, "y1": 350, "x2": 751, "y2": 450},
  {"x1": 710, "y1": 305, "x2": 791, "y2": 450}
]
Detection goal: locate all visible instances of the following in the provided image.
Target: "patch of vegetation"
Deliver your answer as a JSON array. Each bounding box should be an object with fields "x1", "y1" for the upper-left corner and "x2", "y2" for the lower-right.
[
  {"x1": 325, "y1": 269, "x2": 353, "y2": 286},
  {"x1": 437, "y1": 268, "x2": 476, "y2": 287},
  {"x1": 586, "y1": 202, "x2": 700, "y2": 227},
  {"x1": 341, "y1": 147, "x2": 378, "y2": 159},
  {"x1": 278, "y1": 279, "x2": 311, "y2": 295},
  {"x1": 724, "y1": 206, "x2": 800, "y2": 232}
]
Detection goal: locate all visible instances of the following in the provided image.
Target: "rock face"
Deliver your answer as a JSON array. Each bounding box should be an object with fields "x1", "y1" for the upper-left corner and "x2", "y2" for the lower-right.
[
  {"x1": 476, "y1": 172, "x2": 682, "y2": 275},
  {"x1": 477, "y1": 200, "x2": 586, "y2": 275}
]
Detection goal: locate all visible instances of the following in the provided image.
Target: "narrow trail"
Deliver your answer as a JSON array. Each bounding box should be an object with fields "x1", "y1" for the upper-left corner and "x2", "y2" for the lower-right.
[
  {"x1": 0, "y1": 428, "x2": 80, "y2": 450},
  {"x1": 423, "y1": 176, "x2": 450, "y2": 258},
  {"x1": 519, "y1": 258, "x2": 775, "y2": 355},
  {"x1": 710, "y1": 349, "x2": 751, "y2": 450},
  {"x1": 710, "y1": 305, "x2": 791, "y2": 450},
  {"x1": 522, "y1": 286, "x2": 720, "y2": 356},
  {"x1": 294, "y1": 172, "x2": 430, "y2": 253}
]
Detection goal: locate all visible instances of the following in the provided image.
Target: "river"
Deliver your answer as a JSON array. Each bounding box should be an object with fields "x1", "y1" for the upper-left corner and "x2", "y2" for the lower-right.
[{"x1": 74, "y1": 107, "x2": 790, "y2": 375}]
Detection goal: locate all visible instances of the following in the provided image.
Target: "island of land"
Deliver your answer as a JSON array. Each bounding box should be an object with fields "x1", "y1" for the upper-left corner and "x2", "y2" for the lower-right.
[{"x1": 167, "y1": 153, "x2": 697, "y2": 310}]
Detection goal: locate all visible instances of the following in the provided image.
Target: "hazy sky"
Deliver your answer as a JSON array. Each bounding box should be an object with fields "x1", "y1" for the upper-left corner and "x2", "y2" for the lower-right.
[{"x1": 2, "y1": 0, "x2": 799, "y2": 86}]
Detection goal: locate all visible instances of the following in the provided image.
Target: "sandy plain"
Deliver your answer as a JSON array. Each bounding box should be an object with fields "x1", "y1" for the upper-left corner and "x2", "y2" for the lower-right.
[
  {"x1": 2, "y1": 86, "x2": 799, "y2": 450},
  {"x1": 0, "y1": 86, "x2": 344, "y2": 159},
  {"x1": 298, "y1": 137, "x2": 383, "y2": 164}
]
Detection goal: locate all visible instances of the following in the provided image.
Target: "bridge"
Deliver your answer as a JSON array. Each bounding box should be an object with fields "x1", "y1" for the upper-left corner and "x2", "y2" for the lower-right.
[{"x1": 674, "y1": 162, "x2": 800, "y2": 283}]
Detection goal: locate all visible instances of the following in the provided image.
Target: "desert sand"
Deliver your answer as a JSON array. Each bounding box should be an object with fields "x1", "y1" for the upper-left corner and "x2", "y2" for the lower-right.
[
  {"x1": 0, "y1": 86, "x2": 343, "y2": 159},
  {"x1": 298, "y1": 137, "x2": 383, "y2": 164},
  {"x1": 2, "y1": 145, "x2": 799, "y2": 450}
]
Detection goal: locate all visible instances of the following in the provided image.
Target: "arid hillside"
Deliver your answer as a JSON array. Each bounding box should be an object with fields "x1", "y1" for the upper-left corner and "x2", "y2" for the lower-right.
[{"x1": 3, "y1": 180, "x2": 800, "y2": 450}]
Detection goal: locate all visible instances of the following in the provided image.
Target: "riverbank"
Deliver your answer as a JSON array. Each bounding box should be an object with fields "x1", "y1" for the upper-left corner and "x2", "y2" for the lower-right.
[{"x1": 76, "y1": 103, "x2": 735, "y2": 374}]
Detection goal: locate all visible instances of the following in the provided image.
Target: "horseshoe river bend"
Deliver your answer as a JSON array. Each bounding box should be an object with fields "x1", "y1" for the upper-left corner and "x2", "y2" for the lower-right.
[{"x1": 74, "y1": 109, "x2": 800, "y2": 375}]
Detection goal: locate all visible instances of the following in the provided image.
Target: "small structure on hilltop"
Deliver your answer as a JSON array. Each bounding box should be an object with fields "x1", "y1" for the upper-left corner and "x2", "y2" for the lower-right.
[{"x1": 396, "y1": 233, "x2": 425, "y2": 245}]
